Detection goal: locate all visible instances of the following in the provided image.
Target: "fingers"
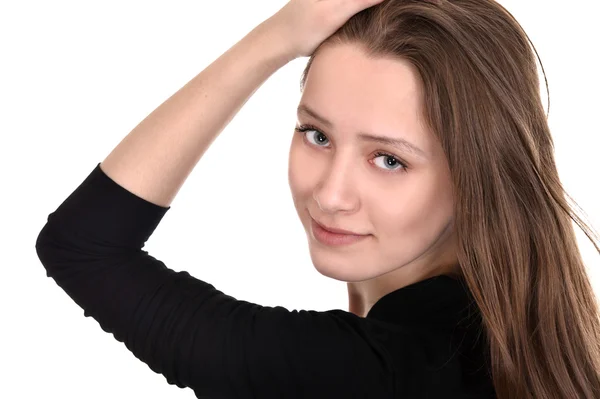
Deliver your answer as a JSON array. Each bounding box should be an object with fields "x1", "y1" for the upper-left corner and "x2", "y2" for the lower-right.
[{"x1": 343, "y1": 0, "x2": 385, "y2": 15}]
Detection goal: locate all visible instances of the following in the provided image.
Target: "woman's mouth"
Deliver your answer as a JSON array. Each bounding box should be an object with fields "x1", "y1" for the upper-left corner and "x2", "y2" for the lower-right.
[{"x1": 310, "y1": 218, "x2": 370, "y2": 247}]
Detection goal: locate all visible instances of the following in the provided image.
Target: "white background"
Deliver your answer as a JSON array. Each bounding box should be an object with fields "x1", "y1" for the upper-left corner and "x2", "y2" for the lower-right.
[{"x1": 1, "y1": 1, "x2": 598, "y2": 397}]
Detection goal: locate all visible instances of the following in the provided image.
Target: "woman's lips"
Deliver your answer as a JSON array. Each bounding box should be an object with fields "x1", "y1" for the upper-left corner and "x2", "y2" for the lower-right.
[{"x1": 310, "y1": 218, "x2": 370, "y2": 246}]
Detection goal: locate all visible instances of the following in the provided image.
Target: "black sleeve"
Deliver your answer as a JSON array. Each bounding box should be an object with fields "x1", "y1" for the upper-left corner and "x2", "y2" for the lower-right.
[{"x1": 34, "y1": 163, "x2": 395, "y2": 398}]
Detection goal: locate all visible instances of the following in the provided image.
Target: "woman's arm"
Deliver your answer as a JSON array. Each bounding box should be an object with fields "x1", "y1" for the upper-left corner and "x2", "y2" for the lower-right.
[
  {"x1": 34, "y1": 163, "x2": 396, "y2": 398},
  {"x1": 99, "y1": 18, "x2": 294, "y2": 208},
  {"x1": 97, "y1": 0, "x2": 387, "y2": 209}
]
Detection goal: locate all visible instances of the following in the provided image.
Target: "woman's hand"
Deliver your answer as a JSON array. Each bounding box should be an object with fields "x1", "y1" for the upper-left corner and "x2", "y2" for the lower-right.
[{"x1": 264, "y1": 0, "x2": 385, "y2": 60}]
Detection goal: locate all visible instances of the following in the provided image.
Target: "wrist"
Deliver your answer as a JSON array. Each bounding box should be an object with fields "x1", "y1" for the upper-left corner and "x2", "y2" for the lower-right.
[{"x1": 251, "y1": 17, "x2": 298, "y2": 65}]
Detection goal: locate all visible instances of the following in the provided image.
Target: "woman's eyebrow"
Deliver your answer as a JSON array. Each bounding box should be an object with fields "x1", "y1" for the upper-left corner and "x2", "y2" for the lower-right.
[{"x1": 297, "y1": 104, "x2": 427, "y2": 159}]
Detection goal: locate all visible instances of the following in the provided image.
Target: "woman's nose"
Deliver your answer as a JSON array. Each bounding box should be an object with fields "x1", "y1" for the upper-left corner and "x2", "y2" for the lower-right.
[{"x1": 313, "y1": 162, "x2": 360, "y2": 214}]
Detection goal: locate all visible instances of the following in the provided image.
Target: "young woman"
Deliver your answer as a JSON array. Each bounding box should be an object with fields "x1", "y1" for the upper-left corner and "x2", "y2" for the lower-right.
[{"x1": 35, "y1": 0, "x2": 600, "y2": 397}]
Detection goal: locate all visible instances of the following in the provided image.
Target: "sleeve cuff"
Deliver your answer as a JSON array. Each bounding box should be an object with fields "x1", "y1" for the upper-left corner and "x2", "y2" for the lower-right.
[{"x1": 44, "y1": 162, "x2": 171, "y2": 250}]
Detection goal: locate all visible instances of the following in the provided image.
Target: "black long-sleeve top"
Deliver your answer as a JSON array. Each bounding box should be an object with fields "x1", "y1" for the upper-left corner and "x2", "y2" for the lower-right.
[{"x1": 35, "y1": 162, "x2": 496, "y2": 398}]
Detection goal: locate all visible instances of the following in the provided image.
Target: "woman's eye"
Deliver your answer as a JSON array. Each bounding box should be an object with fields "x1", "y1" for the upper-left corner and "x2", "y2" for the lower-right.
[
  {"x1": 300, "y1": 127, "x2": 330, "y2": 147},
  {"x1": 373, "y1": 152, "x2": 407, "y2": 172}
]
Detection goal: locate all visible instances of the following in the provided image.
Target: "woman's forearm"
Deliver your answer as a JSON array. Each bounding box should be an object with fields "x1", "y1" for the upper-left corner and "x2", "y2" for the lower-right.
[{"x1": 99, "y1": 19, "x2": 294, "y2": 208}]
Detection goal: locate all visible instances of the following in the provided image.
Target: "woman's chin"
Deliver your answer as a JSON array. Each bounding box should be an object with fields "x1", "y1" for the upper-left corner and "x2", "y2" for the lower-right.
[{"x1": 308, "y1": 252, "x2": 373, "y2": 282}]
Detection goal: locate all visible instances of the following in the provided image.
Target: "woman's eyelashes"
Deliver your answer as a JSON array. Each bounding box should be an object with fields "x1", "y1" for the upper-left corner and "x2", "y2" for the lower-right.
[{"x1": 294, "y1": 124, "x2": 409, "y2": 174}]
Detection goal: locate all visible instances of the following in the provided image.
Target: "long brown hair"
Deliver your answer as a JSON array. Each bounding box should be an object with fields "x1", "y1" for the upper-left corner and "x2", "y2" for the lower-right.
[{"x1": 299, "y1": 0, "x2": 600, "y2": 397}]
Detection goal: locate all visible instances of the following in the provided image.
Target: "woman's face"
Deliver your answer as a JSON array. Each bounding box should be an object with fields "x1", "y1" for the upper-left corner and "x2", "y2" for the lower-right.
[{"x1": 288, "y1": 43, "x2": 458, "y2": 284}]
